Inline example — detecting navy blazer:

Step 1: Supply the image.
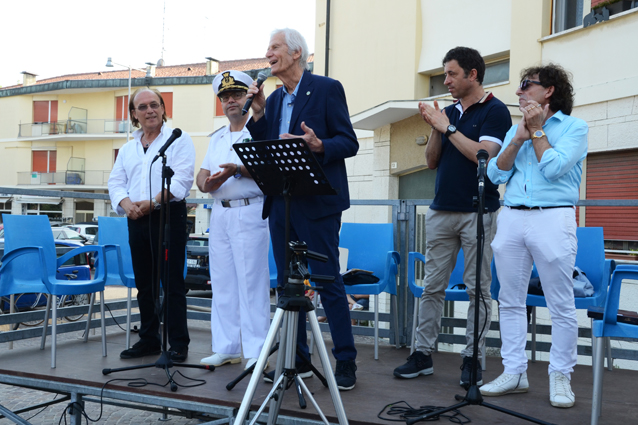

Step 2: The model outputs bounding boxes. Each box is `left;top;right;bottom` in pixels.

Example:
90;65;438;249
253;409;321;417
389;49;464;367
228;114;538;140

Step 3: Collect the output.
247;71;359;220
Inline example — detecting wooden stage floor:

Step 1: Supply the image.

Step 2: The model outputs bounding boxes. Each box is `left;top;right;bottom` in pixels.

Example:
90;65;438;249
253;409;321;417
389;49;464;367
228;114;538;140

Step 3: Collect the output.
1;325;636;425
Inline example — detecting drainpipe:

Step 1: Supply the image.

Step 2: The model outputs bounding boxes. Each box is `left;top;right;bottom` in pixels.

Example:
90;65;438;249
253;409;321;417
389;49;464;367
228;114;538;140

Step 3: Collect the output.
325;0;331;77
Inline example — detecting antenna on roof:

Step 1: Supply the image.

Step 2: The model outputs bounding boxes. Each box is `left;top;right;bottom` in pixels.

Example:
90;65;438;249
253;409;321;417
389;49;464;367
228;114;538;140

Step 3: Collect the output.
161;0;166;63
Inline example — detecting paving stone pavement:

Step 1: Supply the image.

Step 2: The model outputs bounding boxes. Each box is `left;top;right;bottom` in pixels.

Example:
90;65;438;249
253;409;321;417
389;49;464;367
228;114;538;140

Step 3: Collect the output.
0;319;218;424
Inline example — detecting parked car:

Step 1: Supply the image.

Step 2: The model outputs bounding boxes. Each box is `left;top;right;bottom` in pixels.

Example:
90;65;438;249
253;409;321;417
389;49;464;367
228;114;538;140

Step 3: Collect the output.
185;236;210;292
51;227;86;246
64;224;98;244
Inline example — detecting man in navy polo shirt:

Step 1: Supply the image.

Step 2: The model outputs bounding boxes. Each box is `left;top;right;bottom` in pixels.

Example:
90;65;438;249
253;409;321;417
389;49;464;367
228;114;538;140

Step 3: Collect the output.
393;46;511;389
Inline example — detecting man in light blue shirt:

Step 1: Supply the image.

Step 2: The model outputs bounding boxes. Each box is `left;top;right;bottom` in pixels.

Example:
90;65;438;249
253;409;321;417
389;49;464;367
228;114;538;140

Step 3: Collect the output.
480;64;588;409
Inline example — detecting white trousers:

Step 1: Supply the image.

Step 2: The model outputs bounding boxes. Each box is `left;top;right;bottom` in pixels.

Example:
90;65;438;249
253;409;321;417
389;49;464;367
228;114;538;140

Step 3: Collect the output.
491;207;578;379
208;200;270;359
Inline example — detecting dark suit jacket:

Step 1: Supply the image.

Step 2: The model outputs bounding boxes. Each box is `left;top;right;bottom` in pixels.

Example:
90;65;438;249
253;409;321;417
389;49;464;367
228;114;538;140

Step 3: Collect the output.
247;70;359;220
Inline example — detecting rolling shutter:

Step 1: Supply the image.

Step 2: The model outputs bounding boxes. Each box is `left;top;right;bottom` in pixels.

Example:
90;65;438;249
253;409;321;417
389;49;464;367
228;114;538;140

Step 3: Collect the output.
585;150;638;241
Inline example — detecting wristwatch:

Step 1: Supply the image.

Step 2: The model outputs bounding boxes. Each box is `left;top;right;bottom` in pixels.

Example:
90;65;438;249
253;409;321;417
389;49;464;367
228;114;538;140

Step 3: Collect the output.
531;130;546;140
152;198;161;210
233;164;242;179
445;124;457;138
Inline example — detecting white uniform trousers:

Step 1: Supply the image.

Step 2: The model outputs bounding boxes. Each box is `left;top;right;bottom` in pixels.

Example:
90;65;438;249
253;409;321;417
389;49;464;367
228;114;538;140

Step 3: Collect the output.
208;199;270;359
491;207;578;379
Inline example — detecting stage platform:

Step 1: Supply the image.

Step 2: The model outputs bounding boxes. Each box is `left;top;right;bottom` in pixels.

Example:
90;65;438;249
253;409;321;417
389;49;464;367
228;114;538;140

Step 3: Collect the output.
1;324;636;425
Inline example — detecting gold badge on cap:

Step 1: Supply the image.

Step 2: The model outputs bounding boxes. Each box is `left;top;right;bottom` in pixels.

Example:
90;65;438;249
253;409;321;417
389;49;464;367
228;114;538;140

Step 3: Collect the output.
220;72;236;91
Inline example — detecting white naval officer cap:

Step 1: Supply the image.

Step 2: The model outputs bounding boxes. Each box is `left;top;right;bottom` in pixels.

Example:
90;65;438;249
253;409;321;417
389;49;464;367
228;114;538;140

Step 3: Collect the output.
212;70;253;97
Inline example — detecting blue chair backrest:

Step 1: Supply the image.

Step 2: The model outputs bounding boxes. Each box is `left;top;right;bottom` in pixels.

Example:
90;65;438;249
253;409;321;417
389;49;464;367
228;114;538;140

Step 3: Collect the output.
340;222;396;294
340;222;393;275
574;227;605;292
493;227;606;303
97;216;135;288
530;227;605;290
1;214;56;294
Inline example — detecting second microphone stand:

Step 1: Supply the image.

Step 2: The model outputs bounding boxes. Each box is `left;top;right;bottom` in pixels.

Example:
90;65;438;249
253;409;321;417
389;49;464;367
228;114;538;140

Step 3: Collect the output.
407;150;555;425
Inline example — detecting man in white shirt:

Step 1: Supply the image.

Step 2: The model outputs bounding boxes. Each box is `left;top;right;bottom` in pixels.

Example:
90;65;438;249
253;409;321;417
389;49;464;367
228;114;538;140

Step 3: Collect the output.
108;88;195;363
197;71;270;370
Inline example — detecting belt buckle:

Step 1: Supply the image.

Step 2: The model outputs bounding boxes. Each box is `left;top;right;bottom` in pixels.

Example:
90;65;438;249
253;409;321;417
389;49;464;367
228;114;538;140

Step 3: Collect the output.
221;200;231;208
242;198;250;206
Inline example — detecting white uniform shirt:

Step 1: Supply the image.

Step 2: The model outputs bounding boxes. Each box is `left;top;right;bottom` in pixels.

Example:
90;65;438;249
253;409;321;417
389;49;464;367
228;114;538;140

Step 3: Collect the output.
108;124;195;215
201;125;262;200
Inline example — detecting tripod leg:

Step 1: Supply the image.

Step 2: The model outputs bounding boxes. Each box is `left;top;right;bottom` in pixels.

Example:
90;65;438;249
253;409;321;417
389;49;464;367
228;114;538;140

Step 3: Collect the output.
247;373;286;425
233;308;285;425
267;310;299;425
306;310;349;425
295;375;330;425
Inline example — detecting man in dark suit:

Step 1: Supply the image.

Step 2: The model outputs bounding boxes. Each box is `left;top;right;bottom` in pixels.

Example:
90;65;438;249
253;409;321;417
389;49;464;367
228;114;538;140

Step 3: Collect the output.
247;27;359;390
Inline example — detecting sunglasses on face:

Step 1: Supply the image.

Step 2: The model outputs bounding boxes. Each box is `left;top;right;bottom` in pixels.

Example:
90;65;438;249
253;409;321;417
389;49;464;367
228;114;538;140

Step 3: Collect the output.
519;79;542;91
136;102;162;112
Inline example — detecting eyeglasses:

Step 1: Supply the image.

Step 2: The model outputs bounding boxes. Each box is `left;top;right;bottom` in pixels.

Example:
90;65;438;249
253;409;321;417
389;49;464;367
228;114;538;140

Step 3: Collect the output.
136;102;162;112
219;91;246;103
519;79;542;91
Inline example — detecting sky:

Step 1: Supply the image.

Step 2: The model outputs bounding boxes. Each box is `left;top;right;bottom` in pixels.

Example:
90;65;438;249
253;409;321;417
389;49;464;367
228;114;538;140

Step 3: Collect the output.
0;0;316;87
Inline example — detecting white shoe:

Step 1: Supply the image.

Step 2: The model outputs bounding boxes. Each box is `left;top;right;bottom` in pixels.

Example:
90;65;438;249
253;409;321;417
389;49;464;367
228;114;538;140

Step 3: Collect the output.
245;358;269;371
480;372;529;396
200;353;241;367
549;371;575;408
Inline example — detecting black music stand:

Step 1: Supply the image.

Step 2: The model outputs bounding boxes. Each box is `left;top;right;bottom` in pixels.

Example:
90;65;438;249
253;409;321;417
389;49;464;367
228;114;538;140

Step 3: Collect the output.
231;138;349;425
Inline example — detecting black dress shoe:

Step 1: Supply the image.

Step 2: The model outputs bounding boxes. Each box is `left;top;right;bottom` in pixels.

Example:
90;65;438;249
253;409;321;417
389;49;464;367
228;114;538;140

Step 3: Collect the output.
120;340;161;359
263;362;313;383
170;347;188;363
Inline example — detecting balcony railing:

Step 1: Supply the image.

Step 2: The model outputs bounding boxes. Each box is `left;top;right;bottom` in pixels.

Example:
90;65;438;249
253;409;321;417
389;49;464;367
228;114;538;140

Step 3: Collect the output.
17;170;111;186
18;120;134;138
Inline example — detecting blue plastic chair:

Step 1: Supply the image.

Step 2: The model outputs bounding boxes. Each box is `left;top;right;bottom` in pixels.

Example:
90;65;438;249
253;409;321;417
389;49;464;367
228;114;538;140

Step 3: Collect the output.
97;217;136;349
0;214;107;368
491;227;614;362
591;265;638;425
339;222;400;360
96;217;189;349
407;250;488;368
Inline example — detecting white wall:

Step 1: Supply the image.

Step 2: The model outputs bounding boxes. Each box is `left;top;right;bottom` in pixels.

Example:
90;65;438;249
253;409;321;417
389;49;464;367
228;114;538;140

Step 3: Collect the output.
419;0;512;73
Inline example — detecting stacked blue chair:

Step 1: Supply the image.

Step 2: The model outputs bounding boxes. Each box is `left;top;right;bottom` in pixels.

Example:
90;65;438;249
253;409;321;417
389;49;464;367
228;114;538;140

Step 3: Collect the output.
339;222;400;360
590;265;638;425
0;214;107;368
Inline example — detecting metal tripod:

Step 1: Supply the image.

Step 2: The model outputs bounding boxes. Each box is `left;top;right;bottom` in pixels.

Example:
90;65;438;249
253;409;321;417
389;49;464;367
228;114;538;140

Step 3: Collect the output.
233;243;348;425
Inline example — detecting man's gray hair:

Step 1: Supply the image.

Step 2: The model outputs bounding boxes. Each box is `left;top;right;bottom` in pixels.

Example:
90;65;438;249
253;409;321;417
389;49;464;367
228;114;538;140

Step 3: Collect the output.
272;28;309;71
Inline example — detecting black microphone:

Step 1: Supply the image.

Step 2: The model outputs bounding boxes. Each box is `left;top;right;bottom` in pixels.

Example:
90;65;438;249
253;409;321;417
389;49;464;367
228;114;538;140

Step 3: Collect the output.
152;128;182;163
476;149;488;182
242;72;268;116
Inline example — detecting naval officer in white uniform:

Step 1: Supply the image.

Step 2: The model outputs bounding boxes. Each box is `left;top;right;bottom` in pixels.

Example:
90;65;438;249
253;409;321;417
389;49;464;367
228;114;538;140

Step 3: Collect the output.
196;70;270;370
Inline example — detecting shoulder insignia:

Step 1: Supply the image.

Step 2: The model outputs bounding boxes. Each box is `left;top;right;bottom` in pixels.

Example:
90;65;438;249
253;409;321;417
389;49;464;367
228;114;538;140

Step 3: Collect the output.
208;125;227;137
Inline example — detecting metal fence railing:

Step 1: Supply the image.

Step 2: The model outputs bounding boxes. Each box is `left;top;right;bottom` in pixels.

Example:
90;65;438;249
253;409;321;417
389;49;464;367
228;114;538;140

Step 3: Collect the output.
1;187;638;363
17;170;111;186
18;120;133;138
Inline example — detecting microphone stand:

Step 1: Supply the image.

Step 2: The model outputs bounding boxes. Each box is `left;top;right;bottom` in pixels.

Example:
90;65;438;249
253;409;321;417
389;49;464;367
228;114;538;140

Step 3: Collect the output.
407;150;555;425
103;150;212;391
